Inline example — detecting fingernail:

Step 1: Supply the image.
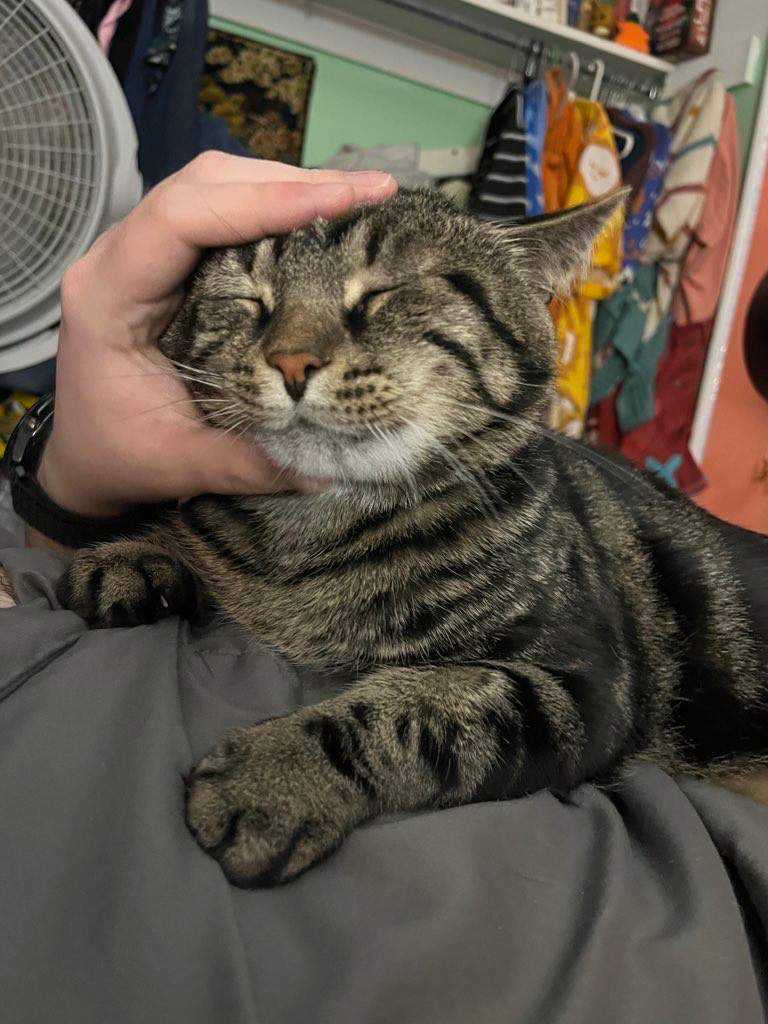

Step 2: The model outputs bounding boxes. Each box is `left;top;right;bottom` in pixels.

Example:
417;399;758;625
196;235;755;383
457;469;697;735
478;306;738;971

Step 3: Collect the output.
350;172;395;189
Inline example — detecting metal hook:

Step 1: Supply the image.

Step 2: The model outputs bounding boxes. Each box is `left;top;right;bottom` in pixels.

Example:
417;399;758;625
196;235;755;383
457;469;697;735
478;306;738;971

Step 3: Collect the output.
566;49;581;95
588;58;605;102
524;40;543;84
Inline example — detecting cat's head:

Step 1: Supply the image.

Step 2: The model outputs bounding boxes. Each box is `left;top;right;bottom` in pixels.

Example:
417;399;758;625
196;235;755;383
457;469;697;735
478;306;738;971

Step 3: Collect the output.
160;189;623;490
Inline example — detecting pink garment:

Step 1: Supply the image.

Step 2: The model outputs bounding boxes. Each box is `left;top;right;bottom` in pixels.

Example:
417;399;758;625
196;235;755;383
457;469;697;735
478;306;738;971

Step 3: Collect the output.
672;93;741;326
96;0;133;54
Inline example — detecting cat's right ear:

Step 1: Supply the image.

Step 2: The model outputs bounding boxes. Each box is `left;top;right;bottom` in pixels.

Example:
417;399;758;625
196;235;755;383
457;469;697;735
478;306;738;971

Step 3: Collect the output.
503;190;628;297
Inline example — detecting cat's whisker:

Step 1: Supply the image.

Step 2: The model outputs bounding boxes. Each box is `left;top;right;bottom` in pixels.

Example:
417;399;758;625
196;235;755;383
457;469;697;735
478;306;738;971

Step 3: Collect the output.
119;396;235;420
381;427;422;506
366;422;421;505
175;374;229;393
197;406;246;428
166;358;230;392
202;409;253;450
435;402;543;496
424;434;500;520
82;368;229;394
444;399;531;429
270;462;297;490
168;356;227;380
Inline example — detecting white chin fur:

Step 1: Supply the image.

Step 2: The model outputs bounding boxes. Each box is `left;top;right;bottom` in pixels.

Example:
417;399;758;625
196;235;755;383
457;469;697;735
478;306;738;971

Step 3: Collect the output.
259;423;433;484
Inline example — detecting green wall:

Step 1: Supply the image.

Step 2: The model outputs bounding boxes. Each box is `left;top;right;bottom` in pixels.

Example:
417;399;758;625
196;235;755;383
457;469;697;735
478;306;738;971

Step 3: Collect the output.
212;17;766;172
211;17;490;167
731;39;767;172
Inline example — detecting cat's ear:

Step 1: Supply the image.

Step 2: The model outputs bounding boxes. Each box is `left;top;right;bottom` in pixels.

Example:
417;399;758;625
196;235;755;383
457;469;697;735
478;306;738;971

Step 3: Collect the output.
504;190;629;296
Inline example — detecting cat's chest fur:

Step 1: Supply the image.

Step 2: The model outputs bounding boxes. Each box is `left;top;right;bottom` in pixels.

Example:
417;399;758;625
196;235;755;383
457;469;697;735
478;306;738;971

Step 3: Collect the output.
177;486;555;669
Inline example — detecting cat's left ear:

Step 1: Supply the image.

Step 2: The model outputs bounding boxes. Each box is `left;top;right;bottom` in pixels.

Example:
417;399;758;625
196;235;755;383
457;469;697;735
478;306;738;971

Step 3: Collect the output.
504;190;629;296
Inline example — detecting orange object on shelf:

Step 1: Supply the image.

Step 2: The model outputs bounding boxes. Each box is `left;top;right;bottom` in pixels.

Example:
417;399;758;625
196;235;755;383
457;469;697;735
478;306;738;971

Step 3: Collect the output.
614;18;651;52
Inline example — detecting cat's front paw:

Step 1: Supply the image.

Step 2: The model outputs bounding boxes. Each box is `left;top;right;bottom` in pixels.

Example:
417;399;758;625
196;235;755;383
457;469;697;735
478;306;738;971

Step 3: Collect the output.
185;714;372;887
58;540;198;627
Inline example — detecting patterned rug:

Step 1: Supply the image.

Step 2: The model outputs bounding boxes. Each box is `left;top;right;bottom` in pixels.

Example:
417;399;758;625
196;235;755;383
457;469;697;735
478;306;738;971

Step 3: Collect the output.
198;28;315;165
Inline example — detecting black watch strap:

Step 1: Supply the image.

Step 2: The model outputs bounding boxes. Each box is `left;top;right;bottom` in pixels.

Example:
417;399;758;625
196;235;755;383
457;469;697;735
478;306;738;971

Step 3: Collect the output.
1;393;174;547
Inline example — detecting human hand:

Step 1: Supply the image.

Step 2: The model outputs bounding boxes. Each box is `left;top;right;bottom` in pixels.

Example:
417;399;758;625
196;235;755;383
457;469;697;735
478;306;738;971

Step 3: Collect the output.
39;154;396;520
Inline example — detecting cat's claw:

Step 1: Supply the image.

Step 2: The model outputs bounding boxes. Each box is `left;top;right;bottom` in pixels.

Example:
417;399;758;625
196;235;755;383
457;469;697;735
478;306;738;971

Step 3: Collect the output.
58;541;197;627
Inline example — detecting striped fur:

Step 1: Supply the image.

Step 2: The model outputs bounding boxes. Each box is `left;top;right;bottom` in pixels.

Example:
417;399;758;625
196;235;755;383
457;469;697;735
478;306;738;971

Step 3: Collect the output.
59;191;768;886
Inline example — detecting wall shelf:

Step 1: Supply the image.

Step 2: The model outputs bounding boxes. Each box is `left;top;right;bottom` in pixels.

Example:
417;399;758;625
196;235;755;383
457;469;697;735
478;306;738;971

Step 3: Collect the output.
213;0;763;104
440;0;673;74
314;0;672;90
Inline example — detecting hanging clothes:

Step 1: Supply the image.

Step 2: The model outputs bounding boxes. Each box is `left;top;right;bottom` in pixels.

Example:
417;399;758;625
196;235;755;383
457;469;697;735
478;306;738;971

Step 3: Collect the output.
591;92;741;492
108;0;144;81
469;86;530;221
609;109;671;272
107;0;250;188
551;295;596;436
567;97;625;297
66;0;113;33
524;80;548;218
671;93;740;327
550;95;624;437
542;68;583;213
587;69;727;463
96;0;134;54
589;264;671;432
590;319;712;494
643;69;726;336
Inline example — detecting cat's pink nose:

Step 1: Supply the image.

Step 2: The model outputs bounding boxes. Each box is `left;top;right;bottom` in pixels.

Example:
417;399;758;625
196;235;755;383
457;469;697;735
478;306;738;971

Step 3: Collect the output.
267;351;325;402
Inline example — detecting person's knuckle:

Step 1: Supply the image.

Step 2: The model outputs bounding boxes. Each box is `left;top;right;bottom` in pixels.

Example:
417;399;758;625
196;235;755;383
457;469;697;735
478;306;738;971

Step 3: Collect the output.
186;149;228;179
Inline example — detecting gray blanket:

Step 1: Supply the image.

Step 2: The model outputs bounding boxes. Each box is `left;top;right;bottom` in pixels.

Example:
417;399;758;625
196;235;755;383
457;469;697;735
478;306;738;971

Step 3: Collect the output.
2;546;767;1024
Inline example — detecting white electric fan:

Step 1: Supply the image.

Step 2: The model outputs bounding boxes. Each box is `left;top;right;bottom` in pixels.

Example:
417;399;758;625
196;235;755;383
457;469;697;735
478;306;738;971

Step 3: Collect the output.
0;0;141;373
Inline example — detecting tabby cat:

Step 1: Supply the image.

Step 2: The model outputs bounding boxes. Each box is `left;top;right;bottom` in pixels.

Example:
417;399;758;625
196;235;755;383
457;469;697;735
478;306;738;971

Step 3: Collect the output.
59;190;768;887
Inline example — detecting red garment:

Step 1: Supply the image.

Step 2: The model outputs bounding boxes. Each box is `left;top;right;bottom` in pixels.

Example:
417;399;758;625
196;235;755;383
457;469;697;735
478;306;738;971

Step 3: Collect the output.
671;94;740;327
589;319;713;494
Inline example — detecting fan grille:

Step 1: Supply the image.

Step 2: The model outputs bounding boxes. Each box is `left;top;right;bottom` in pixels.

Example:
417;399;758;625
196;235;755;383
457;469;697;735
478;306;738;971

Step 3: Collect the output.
0;0;102;309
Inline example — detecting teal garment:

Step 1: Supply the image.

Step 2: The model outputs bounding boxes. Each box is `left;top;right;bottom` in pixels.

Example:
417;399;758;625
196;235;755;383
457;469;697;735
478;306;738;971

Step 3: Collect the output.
590;265;672;432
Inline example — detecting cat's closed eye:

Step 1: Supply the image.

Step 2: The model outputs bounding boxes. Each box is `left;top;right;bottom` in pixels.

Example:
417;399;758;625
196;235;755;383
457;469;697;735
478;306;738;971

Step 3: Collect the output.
357;286;400;309
200;294;267;313
346;286;402;331
232;296;271;323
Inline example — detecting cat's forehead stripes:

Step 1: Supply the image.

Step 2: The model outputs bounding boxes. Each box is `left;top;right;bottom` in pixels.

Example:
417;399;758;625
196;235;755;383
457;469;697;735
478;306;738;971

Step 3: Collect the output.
271;234;286;263
321;209;367;249
250;239;279;277
364;222;384;265
202;248;258;299
343;272;375;309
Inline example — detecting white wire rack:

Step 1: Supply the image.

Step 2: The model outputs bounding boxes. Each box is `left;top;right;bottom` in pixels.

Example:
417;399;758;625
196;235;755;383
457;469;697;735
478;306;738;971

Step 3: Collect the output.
0;0;140;373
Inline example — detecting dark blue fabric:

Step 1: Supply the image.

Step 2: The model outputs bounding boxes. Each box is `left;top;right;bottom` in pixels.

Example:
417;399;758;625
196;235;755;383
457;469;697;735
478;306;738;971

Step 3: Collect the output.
120;0;158;134
118;0;250;190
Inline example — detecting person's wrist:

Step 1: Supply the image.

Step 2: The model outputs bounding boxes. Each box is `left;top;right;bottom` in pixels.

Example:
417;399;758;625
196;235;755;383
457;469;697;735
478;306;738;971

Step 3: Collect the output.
37;433;134;519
